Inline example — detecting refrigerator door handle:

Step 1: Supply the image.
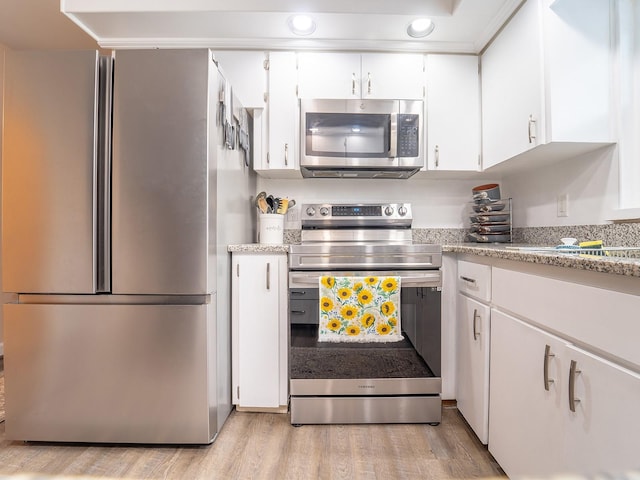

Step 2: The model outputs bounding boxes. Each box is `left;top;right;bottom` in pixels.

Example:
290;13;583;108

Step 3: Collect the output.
96;55;113;293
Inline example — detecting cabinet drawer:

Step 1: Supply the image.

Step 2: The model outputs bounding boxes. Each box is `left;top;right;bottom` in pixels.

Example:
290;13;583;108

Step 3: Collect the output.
492;267;640;370
458;260;491;301
290;299;318;325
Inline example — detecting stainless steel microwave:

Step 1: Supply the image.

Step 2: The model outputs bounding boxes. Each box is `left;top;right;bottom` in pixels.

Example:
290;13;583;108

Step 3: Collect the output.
300;99;424;179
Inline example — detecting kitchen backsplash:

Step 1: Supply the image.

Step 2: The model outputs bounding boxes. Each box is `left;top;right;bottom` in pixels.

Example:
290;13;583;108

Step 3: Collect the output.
512;223;640;247
284;223;640;246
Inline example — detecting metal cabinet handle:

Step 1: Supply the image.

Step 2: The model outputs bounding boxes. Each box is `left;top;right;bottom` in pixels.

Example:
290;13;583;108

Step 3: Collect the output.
352;73;356;95
528;114;537;143
290;310;306;315
472;309;480;341
367;72;372;95
460;276;476;285
266;262;271;291
284;143;288;166
291;291;307;295
435;145;440;168
569;360;581;412
543;344;555;391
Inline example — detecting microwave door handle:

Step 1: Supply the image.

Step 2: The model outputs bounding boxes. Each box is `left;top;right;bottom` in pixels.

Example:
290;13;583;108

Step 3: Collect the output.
389;112;398;158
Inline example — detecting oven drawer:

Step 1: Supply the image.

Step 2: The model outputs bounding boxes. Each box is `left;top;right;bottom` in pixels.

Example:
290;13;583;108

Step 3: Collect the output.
290;395;442;425
289;299;319;325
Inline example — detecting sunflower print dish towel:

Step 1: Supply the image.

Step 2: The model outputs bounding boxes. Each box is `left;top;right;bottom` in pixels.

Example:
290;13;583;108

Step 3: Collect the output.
318;276;403;343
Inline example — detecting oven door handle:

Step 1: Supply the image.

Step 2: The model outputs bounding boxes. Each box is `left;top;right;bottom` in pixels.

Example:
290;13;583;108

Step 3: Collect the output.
289;271;442;288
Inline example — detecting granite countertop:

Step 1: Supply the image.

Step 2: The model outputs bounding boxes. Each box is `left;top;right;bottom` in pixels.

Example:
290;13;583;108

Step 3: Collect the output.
228;244;290;253
228;242;640;278
444;243;640;278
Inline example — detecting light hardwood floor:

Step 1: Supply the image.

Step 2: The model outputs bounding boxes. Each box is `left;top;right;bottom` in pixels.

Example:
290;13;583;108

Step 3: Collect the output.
0;404;505;480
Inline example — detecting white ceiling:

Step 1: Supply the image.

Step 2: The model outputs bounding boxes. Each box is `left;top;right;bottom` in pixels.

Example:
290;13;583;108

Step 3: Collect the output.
1;0;523;53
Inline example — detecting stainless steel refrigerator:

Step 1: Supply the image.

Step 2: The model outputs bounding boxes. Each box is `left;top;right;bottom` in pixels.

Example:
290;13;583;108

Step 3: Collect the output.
2;49;255;444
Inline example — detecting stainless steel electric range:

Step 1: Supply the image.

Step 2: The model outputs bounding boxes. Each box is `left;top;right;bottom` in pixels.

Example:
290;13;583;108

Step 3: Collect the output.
288;203;442;425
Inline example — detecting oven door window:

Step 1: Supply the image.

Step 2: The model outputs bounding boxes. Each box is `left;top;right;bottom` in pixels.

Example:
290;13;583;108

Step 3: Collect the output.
305;112;390;158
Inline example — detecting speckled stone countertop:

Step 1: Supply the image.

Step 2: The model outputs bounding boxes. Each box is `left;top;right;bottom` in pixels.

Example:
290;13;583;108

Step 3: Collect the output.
443;243;640;278
228;244;289;253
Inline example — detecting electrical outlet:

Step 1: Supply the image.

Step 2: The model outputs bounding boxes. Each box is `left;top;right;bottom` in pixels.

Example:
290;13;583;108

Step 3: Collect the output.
285;206;300;228
557;194;569;217
286;207;299;223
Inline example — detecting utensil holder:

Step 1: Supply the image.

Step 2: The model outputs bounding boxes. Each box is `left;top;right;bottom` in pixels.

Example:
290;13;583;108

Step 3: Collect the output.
258;214;284;244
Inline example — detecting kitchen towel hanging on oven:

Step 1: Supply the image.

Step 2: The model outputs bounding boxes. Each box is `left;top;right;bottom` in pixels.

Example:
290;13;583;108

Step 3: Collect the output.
319;276;403;343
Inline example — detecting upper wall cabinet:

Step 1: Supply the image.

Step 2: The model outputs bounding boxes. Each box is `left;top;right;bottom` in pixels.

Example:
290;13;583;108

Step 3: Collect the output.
298;52;424;100
213;51;266;109
481;0;615;172
254;51;301;178
424;54;481;171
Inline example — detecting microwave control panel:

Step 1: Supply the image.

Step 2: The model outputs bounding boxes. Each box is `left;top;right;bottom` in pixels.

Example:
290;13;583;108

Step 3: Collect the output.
397;114;419;157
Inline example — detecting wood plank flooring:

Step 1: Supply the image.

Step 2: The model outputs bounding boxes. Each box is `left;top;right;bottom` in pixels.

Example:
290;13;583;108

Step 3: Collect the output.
0;404;505;480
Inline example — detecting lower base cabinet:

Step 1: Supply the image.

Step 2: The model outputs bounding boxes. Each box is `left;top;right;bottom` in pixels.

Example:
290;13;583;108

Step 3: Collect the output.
489;309;640;477
231;252;288;412
456;293;490;444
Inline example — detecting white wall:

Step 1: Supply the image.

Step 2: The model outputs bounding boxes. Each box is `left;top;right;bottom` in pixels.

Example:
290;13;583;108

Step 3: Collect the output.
258;175;502;230
502;146;619;228
258;147;620;231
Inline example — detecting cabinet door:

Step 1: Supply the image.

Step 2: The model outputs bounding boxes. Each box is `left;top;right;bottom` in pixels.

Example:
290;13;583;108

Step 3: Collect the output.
489;310;567;478
265;52;298;171
361;53;424;100
232;254;284;409
425;55;480;171
297;52;361;99
213;51;266;108
481;0;543;169
456;294;490;443
563;345;640;474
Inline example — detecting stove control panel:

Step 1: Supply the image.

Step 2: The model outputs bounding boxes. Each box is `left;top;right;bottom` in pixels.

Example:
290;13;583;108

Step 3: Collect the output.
301;203;412;228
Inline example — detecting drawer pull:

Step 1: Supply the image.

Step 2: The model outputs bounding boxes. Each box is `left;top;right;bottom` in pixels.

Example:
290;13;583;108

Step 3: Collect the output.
543;344;555;391
569;360;581;412
460;276;477;285
290;310;306;315
291;291;307;296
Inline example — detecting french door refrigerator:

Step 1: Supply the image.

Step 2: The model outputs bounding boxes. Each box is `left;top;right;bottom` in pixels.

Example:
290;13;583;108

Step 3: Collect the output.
2;49;251;444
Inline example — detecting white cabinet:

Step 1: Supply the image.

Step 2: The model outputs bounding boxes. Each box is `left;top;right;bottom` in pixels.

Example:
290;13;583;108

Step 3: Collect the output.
297;52;361;99
254;51;300;178
424;54;480;171
360;53;424;100
297;52;424;99
455;260;491;444
456;295;490;443
490;309;640;477
481;0;614;171
489;310;567;477
231;252;288;412
563;344;640;473
489;265;640;477
213;51;266;108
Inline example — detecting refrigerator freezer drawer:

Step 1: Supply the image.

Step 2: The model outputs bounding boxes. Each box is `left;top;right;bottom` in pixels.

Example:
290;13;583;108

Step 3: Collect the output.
4;303;220;444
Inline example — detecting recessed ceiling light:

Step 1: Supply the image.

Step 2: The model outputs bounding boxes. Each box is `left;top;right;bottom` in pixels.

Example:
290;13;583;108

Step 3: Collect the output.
407;18;435;38
288;14;316;36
